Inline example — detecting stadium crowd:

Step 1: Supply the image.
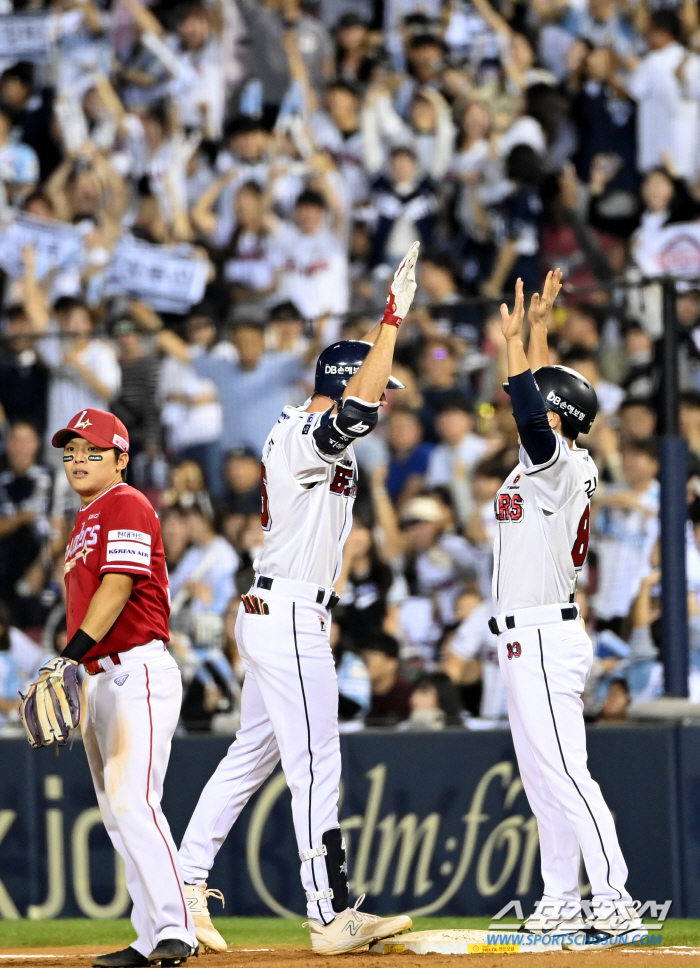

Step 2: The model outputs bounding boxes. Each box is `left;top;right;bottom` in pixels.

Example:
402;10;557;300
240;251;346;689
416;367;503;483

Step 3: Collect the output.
0;0;700;734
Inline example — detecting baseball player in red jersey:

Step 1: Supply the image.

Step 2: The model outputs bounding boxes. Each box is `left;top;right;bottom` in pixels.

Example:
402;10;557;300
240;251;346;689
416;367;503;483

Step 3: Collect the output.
21;409;196;968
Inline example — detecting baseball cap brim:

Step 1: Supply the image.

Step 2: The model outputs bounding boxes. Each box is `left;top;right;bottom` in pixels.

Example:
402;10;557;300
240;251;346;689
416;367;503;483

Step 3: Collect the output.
388;374;406;390
52;426;126;450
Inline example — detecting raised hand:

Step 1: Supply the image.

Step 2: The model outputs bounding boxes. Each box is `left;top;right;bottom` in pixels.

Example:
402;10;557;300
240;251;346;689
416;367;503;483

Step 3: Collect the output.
529;269;562;330
382;241;420;327
500;278;525;343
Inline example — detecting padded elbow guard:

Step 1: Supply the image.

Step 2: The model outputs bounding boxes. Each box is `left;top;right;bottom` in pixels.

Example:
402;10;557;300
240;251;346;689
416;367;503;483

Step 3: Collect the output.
313;397;379;458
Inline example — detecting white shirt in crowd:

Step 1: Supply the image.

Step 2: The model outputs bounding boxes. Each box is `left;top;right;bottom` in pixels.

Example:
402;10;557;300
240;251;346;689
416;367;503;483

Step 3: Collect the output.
270;223;349;321
39;332;121;452
628;41;700;180
425;433;490;489
592;481;660;621
158;356;223;451
449;600;507;719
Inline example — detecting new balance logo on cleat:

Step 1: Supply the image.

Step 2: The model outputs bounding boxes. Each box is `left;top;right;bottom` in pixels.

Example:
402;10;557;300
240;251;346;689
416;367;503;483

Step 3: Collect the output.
343;922;361;936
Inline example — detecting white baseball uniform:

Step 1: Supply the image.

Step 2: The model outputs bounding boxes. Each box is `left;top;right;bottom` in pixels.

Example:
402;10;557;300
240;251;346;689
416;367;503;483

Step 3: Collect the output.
179;403;359;923
493;434;633;912
450;601;506;719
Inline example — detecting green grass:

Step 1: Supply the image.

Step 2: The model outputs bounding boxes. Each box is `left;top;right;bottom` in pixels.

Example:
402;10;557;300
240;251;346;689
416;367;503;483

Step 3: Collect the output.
0;918;699;950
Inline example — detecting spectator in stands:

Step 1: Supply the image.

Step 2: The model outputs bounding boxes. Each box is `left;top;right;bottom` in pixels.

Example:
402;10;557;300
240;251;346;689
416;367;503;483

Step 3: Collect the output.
367;146;437;270
680;392;700;460
329;610;371;725
618;398;657;443
0;101;39;205
443;581;505;720
0;305;49;436
385;406;433;506
0;61;61;181
419;339;472;442
362;632;412;727
482;144;544;296
337;516;402;647
161;507;190;573
218;447;262;548
271;188;350;321
169;503;238;647
39;299;121;462
425;394;490;524
0;599;45;700
402;672;463;729
592;438;660;634
159;313;322;459
627;10;700;181
111;317;161;459
0;422;52;623
394;494;479;626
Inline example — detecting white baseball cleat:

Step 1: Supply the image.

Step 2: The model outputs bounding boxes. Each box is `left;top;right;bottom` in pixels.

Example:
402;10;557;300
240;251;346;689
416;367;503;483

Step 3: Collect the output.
519;900;585;936
585;903;648;945
519;913;586;934
184;883;227;953
307;894;412;955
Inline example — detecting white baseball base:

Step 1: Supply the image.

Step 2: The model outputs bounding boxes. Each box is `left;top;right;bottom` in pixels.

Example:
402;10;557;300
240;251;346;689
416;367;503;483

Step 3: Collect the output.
369;929;566;955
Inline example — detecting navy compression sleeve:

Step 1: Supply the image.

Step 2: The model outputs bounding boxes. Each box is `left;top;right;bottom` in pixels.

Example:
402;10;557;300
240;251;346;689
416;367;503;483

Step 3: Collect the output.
508;369;557;465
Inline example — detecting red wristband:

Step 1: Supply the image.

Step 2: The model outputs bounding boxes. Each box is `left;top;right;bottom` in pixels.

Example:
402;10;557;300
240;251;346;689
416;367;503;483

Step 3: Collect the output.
381;293;401;328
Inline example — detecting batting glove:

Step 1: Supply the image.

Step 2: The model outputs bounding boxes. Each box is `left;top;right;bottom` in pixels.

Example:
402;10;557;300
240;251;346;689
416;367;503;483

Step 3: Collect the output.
382;241;420;328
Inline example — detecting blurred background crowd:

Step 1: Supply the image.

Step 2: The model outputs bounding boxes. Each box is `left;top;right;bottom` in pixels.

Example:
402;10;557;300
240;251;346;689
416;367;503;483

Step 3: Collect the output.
0;0;700;735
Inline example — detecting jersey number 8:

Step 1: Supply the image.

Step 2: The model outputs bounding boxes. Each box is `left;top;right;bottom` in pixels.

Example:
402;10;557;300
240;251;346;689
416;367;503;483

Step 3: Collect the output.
571;506;590;567
261;465;271;531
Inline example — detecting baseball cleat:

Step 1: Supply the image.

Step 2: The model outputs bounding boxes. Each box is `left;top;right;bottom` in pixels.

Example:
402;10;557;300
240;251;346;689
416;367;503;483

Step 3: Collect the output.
307;894;412;955
184;883;227;953
147;940;196;965
584;904;648;945
92;947;149;968
518;901;585;936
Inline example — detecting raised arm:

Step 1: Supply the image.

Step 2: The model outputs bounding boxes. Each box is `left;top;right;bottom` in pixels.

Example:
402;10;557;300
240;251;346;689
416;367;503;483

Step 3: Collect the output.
501;279;557;465
526;268;562;371
343;242;419;404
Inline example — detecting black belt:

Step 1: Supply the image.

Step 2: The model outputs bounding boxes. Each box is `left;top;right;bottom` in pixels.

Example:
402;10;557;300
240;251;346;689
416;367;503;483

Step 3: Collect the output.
488;606;579;636
256;575;339;610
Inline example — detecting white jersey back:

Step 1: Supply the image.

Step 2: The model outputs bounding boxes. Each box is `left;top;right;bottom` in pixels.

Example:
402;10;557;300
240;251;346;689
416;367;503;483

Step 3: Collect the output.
492;436;598;612
255;405;356;588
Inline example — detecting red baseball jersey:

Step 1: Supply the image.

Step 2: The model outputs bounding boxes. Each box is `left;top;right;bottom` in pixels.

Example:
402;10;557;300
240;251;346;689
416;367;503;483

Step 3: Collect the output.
64;483;170;660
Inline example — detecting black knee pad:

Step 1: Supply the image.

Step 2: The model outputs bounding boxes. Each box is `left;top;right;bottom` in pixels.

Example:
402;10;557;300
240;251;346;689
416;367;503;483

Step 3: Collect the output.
323;828;349;913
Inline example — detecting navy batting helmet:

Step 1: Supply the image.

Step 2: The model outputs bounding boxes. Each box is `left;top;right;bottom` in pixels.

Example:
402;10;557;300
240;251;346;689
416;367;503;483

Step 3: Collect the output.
503;365;598;435
533;365;598;435
314;341;406;402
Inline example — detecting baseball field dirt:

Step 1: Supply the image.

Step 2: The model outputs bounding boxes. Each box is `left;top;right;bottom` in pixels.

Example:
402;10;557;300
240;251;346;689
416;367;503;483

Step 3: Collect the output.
3;920;700;967
2;945;700;968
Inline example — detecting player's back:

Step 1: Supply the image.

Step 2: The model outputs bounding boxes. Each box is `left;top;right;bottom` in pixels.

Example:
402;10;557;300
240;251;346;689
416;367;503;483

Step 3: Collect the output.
255;406;356;588
493;437;598;613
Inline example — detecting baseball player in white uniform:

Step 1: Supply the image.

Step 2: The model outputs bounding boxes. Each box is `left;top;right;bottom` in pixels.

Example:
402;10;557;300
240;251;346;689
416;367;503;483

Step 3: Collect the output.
494;274;646;943
178;245;420;955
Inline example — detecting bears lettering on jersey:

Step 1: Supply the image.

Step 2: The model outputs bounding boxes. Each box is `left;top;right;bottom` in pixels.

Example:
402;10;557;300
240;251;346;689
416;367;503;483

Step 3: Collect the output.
330;464;355;496
495;493;524;522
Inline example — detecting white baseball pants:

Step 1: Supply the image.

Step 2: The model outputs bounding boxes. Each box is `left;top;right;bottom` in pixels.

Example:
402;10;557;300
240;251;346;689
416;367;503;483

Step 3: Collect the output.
497;617;631;911
82;641;196;956
179;582;341;923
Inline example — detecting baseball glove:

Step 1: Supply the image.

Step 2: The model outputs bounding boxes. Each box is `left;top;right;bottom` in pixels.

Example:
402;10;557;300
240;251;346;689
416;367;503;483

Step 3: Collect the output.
19;657;81;749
